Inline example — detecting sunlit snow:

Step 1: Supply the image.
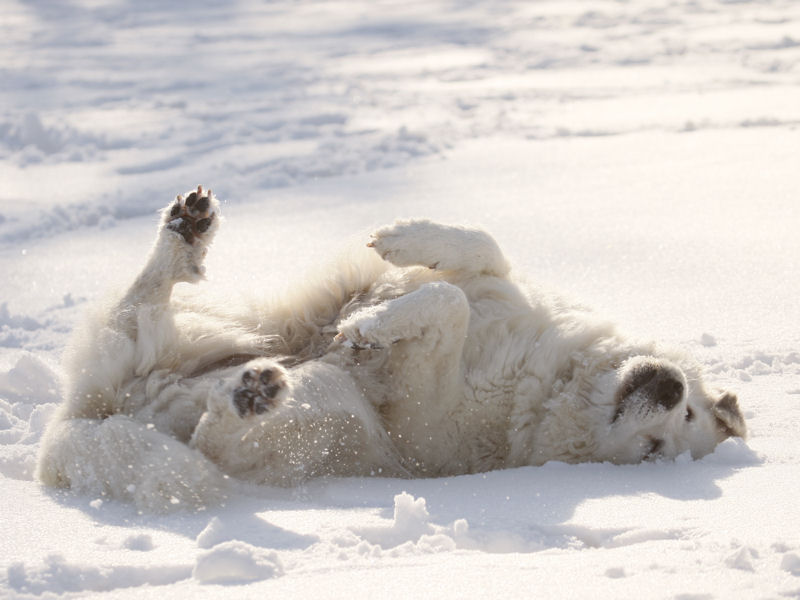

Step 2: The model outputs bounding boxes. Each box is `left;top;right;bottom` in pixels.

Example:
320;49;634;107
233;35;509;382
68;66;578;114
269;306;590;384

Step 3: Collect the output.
1;1;799;598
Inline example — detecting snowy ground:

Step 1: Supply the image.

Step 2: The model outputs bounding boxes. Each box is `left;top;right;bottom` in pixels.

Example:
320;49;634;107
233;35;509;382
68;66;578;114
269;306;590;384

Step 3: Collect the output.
2;0;800;598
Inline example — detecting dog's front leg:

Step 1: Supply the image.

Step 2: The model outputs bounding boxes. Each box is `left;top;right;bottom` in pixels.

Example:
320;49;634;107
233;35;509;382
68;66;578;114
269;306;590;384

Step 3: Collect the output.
113;186;220;335
335;281;470;351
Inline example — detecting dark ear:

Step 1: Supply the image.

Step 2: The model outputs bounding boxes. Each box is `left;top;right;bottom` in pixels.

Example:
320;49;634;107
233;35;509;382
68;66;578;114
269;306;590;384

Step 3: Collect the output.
713;391;747;440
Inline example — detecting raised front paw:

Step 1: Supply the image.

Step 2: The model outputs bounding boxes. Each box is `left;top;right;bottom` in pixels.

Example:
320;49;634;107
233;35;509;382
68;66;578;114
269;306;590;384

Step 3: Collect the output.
367;220;441;269
335;306;393;350
164;185;219;245
334;329;384;351
232;361;290;418
367;220;510;276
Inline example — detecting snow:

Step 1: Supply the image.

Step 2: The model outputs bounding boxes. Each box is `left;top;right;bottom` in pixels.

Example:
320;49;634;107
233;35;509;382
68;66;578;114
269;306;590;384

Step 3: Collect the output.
1;0;800;597
192;542;283;585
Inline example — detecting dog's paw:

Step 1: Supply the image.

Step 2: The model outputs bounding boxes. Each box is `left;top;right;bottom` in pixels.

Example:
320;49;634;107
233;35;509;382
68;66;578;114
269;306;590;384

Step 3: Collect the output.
367;220;441;269
164;185;219;245
335;309;392;350
367;220;510;277
231;362;290;418
334;330;384;351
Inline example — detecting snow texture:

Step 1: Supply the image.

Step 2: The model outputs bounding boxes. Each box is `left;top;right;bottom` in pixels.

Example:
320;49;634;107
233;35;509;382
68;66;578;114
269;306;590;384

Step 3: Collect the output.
192;542;283;585
2;0;800;598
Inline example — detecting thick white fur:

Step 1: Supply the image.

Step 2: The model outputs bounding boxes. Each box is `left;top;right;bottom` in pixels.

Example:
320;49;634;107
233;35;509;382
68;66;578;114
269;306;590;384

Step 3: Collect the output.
37;198;746;512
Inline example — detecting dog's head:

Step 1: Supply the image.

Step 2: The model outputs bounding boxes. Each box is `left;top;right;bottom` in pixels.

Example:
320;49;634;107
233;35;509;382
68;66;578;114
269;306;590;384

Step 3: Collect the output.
592;356;746;464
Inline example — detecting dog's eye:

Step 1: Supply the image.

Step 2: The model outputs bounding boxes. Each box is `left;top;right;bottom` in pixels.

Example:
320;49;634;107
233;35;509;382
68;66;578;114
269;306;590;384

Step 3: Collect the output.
685;407;695;422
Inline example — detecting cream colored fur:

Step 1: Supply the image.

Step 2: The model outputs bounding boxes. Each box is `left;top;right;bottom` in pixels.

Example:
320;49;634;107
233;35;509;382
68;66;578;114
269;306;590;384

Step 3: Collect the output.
36;194;746;512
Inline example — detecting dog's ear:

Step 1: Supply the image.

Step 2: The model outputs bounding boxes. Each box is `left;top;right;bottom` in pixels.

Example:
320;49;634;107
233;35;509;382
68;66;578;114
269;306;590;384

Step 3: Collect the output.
713;391;746;440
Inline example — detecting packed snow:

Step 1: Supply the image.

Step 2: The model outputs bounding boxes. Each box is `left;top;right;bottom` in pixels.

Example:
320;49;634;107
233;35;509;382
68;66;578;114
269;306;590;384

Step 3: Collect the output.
2;0;799;598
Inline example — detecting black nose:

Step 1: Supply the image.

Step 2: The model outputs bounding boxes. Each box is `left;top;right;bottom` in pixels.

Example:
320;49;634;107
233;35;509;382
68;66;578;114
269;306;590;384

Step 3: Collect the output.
654;377;684;412
614;359;686;421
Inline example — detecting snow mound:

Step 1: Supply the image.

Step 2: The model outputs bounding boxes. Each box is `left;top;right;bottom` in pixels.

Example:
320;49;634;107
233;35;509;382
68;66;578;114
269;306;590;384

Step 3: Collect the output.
0;353;60;406
348;492;540;555
352;492;436;549
5;554;191;596
725;546;758;572
0;353;60;479
192;541;283;585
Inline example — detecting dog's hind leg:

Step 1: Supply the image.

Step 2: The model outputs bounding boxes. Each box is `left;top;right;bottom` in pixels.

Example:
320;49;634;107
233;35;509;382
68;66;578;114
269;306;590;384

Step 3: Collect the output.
335;281;472;473
191;358;403;484
37;188;229;511
367;219;510;277
37;414;228;512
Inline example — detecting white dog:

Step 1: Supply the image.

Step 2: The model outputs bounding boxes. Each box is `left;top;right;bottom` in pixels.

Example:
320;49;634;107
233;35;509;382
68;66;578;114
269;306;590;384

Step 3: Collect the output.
37;188;746;512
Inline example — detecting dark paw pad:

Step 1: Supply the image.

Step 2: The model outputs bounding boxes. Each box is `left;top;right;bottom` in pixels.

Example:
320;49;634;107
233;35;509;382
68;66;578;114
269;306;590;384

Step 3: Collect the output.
232;366;287;418
165;185;217;244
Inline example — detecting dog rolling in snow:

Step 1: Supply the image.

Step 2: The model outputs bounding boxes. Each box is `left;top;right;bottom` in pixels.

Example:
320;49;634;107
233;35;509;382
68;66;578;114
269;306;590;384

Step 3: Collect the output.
37;187;746;511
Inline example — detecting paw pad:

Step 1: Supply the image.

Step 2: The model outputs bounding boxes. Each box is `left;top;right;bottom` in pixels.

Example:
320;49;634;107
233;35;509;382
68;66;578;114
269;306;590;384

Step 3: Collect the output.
165;185;217;244
232;365;288;418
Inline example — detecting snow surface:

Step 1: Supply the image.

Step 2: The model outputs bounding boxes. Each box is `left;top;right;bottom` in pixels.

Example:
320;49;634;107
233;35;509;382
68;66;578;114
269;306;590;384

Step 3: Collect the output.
2;0;800;598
